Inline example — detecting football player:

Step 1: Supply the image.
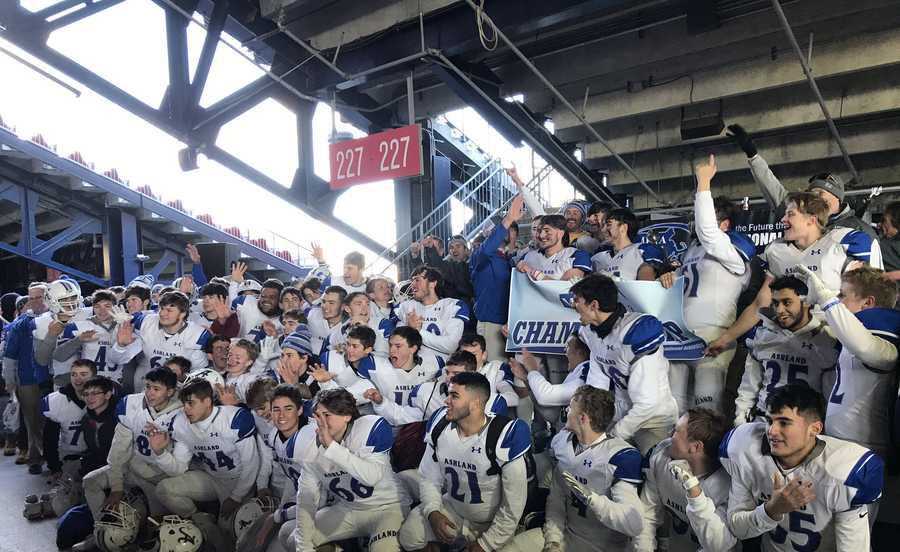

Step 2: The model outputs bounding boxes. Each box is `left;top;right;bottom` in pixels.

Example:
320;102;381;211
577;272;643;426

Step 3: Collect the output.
229;265;283;343
222;339;260;405
591;208;663;280
324;291;391;356
110;291;210;389
42;359;94;480
634;408;737;552
572;274;678;453
290;389;404;552
399;372;530;551
663;155;755;413
720;384;883;550
82;367;181;523
501;386;642;551
735;276;838;426
307;285;346;355
395;266;470;360
54;290;123;383
518;214;591;280
149;379;258;521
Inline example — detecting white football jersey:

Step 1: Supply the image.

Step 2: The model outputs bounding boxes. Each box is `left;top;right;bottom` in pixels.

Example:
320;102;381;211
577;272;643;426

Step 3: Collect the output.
478;360;517;403
114;312;211;381
326;275;367;294
591;242;665;280
32;312;71;376
737;314;839;422
307;307;340;356
759;227;881;291
303;415;401;510
678;232;754;331
396;298;469;359
356;353;443;407
719;422;883;551
579;311;678;440
825;307;900;455
232;294;281;343
115;392;182;464
60;319;122;382
268;420;318;491
224;371;259;404
420;408;531;524
637;438;737;552
168;405;257;481
549;429;642;549
41;389;86;456
522;247;592;279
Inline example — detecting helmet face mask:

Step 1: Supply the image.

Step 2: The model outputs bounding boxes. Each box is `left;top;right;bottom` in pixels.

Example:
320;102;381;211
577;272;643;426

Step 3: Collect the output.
233;496;279;542
94;499;140;551
47;280;82;318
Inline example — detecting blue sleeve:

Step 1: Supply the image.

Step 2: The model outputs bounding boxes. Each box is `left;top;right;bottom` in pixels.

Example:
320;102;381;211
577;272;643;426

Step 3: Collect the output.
191;264;208;286
638;243;666;265
131;312;146;330
610;447;643;484
40;396;50;417
195;329;211;349
115;396;128;423
231;295;248;310
841;230;874;262
499;418;531;462
454;300;470;322
489;395;508;416
855;309;900;348
846;451;884;507
365;417;394;453
61;323;78;340
623;315;665;356
727;231;757;262
231;408;257;441
499;362;514;384
718;428;737;460
3;319;21;359
472;223;509;270
571;249;592;272
378;316;397;339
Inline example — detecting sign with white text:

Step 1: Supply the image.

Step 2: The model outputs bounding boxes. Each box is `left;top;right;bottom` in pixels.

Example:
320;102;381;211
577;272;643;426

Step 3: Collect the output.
328;124;423;189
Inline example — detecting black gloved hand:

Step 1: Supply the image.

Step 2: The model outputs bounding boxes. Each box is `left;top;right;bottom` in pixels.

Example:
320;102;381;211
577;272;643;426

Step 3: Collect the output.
726;124;758;158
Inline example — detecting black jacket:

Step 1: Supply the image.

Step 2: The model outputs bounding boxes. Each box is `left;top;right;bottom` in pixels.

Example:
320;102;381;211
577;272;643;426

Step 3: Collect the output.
79;400;118;476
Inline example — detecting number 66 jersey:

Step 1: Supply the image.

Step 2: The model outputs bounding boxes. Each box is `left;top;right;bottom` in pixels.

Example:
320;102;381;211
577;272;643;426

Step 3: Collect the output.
719;421;883;551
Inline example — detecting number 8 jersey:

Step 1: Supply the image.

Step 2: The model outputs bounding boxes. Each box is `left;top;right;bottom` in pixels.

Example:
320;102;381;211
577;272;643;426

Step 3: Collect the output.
719;421;883;552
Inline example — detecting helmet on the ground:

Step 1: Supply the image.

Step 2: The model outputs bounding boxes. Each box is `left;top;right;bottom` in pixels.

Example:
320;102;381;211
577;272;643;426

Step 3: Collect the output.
232;495;279;542
47;279;82;318
158;516;203;552
94;499;141;551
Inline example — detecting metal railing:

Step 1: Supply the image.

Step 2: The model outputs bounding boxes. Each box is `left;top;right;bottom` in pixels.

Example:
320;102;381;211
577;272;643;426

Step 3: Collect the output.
369;160;552;273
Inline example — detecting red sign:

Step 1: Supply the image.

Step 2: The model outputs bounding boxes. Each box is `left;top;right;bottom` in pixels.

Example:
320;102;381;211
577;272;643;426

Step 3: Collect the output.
329;124;424;189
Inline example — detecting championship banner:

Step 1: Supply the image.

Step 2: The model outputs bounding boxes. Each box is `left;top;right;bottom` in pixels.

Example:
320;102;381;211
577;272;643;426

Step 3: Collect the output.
506;272;707;360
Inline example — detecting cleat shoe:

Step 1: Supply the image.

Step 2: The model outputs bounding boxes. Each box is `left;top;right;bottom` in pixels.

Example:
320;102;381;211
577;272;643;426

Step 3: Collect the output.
71;534;97;552
23;494;43;520
29;463;42;475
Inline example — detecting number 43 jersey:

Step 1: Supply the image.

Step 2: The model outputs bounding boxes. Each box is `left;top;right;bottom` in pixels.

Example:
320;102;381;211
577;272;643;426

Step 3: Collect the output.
719;421;883;552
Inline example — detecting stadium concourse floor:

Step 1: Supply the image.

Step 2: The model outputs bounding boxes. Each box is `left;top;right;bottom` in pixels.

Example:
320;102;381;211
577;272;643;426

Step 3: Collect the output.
0;455;58;552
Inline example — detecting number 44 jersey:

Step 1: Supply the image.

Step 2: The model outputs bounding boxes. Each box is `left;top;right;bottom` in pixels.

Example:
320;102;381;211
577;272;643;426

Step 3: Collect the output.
719;421;883;552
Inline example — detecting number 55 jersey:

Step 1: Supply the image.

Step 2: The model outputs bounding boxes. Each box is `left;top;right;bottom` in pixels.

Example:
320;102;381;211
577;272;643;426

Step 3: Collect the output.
719;421;883;551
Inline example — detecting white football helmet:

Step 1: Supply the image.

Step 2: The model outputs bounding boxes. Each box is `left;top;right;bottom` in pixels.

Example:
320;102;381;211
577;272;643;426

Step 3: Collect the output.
232;495;279;543
183;368;225;391
172;277;198;302
94;499;141;551
393;279;413;305
237;279;262;295
46;279;82;318
158;516;203;552
49;475;83;517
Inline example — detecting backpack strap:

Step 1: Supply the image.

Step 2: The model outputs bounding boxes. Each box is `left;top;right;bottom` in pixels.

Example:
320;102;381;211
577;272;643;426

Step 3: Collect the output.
429;412;451;463
485;414;512;476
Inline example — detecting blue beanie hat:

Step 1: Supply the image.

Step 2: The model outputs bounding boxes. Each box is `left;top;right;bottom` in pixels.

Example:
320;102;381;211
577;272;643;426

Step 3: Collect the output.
282;324;313;356
561;200;589;222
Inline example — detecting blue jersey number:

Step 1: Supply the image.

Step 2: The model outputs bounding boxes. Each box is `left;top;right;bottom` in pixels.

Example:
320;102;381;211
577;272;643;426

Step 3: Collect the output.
683;263;701;298
425;323;441;336
570;492;587;517
445;466;483;504
93;346;107;368
830;366;844;405
136;435;151;456
771;511;821;552
68;426;83;447
194;451;235;472
150;356;164;369
764;361;809;394
328;477;374;502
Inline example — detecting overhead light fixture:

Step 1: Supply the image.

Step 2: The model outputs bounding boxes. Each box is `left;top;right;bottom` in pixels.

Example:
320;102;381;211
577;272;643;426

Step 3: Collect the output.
178;147;199;171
